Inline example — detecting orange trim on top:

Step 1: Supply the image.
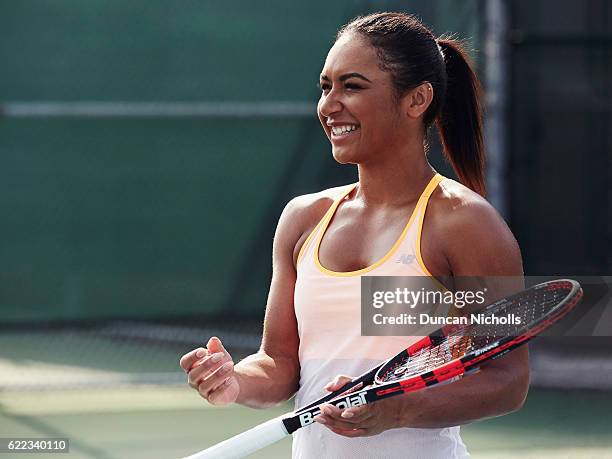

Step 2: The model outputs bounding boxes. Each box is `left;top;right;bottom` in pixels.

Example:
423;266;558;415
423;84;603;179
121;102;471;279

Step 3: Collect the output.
415;175;445;278
314;174;443;277
296;185;357;265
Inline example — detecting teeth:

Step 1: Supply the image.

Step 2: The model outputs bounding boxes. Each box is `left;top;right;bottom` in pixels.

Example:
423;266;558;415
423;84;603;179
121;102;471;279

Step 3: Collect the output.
331;125;359;136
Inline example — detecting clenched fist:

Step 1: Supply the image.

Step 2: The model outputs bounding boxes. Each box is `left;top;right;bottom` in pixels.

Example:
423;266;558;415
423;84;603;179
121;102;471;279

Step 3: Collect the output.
179;336;240;405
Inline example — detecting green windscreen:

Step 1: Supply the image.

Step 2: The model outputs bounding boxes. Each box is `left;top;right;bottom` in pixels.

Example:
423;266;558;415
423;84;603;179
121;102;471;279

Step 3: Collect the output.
0;1;481;322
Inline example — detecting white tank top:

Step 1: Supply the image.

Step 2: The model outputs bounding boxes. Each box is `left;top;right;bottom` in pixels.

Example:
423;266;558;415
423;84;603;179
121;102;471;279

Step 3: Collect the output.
292;174;469;458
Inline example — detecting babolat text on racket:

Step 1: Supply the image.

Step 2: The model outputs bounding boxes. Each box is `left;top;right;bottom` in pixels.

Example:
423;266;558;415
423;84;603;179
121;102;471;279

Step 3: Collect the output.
182;279;583;459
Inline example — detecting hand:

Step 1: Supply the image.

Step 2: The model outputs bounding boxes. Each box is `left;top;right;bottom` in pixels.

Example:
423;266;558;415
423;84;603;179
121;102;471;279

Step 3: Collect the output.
314;375;404;437
179;337;240;405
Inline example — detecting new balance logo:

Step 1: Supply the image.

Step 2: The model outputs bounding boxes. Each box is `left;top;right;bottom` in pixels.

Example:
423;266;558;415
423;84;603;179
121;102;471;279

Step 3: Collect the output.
396;254;416;265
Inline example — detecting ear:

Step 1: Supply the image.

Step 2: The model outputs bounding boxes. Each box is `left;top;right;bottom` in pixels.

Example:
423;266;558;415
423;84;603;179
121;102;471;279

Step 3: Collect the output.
403;82;434;119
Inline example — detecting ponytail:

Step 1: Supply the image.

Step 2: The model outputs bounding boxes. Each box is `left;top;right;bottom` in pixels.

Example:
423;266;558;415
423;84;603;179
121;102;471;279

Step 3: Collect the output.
436;38;486;196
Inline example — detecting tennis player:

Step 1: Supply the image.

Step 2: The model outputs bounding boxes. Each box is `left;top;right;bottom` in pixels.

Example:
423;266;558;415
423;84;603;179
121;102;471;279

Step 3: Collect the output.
180;12;528;458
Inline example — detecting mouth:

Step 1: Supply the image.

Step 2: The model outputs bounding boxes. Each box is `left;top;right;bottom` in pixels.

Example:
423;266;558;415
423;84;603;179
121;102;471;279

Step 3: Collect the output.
329;124;360;141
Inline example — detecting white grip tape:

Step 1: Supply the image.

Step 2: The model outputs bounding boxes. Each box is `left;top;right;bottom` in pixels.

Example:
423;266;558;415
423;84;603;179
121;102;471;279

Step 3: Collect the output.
182;415;289;459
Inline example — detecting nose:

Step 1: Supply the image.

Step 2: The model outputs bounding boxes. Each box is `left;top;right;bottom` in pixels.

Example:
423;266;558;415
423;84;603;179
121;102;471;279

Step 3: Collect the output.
318;90;342;118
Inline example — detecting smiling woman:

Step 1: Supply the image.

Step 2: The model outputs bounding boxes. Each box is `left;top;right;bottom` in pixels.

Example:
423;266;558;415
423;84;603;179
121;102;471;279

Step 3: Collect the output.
180;12;527;459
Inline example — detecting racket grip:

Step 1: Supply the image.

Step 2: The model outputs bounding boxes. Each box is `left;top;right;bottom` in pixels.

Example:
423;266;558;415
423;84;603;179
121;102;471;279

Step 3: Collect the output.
182;415;289;459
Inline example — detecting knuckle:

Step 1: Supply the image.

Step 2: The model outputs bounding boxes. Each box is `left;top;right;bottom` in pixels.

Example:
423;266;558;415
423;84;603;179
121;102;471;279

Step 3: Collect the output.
180;348;204;368
198;371;227;401
218;361;234;375
196;356;219;373
197;382;211;399
208;385;228;405
189;374;202;389
202;361;230;381
202;377;232;405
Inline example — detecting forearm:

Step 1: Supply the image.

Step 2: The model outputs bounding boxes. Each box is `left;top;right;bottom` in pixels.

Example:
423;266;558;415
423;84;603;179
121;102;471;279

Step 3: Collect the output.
234;351;300;409
398;358;529;428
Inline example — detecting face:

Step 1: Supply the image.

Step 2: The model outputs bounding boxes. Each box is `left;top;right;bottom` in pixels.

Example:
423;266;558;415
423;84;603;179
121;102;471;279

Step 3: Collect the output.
317;33;407;164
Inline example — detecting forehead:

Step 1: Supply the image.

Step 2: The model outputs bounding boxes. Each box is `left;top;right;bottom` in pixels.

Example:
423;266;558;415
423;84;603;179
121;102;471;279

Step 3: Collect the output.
321;33;382;77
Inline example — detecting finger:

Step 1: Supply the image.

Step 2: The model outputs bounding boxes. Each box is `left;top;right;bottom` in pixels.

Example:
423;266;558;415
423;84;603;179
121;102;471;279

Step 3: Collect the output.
339;405;372;423
198;361;234;399
188;352;226;387
321;403;368;423
327;426;368;438
321;403;373;426
324;375;353;392
198;361;235;398
187;352;226;388
207;376;240;406
315;407;366;431
315;411;369;432
207;336;228;355
179;347;207;372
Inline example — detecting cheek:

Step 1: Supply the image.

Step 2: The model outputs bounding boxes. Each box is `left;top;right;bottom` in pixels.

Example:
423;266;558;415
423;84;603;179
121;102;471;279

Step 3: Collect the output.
317;104;330;137
360;117;388;146
366;109;401;142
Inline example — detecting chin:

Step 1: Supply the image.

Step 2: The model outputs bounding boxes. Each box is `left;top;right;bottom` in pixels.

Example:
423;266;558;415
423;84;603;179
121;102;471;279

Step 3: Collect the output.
331;147;360;165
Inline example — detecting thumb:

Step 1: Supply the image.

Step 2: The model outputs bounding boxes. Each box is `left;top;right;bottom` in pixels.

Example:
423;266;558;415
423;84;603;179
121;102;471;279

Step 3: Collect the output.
324;374;353;392
207;336;229;356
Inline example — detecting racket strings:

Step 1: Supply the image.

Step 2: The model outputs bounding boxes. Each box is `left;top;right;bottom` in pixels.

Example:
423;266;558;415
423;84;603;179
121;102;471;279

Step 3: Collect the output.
455;287;570;341
379;285;574;383
380;337;468;382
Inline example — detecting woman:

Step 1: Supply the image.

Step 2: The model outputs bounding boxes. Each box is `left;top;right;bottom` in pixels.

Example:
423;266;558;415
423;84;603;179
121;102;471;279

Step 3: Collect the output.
180;12;528;458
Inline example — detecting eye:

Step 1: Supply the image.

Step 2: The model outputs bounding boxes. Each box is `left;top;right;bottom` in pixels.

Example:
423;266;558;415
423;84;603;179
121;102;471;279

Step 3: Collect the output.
345;83;362;91
318;82;331;93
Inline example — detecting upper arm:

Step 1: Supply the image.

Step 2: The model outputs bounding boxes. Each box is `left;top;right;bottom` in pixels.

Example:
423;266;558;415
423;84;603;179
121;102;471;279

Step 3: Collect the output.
430;191;529;404
443;199;523;280
258;195;330;378
259;199;303;368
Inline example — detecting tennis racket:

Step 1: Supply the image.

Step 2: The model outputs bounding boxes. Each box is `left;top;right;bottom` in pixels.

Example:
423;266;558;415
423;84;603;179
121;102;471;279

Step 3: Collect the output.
183;279;582;459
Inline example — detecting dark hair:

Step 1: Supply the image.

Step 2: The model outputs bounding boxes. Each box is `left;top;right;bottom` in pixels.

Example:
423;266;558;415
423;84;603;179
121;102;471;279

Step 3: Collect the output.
338;12;486;196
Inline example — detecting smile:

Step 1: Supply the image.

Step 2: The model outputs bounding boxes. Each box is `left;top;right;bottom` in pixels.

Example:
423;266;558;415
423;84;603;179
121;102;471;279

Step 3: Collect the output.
331;124;360;137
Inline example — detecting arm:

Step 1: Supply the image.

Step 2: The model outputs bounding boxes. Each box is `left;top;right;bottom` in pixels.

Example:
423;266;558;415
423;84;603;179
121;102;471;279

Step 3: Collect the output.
316;197;529;435
233;197;304;407
180;197;313;408
405;198;529;425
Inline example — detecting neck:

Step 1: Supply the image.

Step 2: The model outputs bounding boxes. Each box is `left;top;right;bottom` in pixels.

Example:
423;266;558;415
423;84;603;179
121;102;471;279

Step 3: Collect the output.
354;139;435;207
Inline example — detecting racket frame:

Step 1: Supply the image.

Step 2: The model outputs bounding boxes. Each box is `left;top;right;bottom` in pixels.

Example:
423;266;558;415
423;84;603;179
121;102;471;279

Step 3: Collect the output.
282;279;583;434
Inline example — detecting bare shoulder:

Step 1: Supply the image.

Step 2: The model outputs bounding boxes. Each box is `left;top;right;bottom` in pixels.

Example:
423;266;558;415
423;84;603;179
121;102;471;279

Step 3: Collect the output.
425;178;523;276
429;178;498;224
281;184;351;231
276;184;355;266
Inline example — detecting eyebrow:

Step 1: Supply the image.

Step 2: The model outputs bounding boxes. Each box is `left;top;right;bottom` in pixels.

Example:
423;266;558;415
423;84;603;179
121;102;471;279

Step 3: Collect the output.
320;72;372;83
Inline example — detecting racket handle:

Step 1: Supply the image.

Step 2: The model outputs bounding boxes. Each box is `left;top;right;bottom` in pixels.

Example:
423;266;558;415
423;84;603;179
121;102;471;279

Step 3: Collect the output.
296;365;378;414
182;415;289;459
